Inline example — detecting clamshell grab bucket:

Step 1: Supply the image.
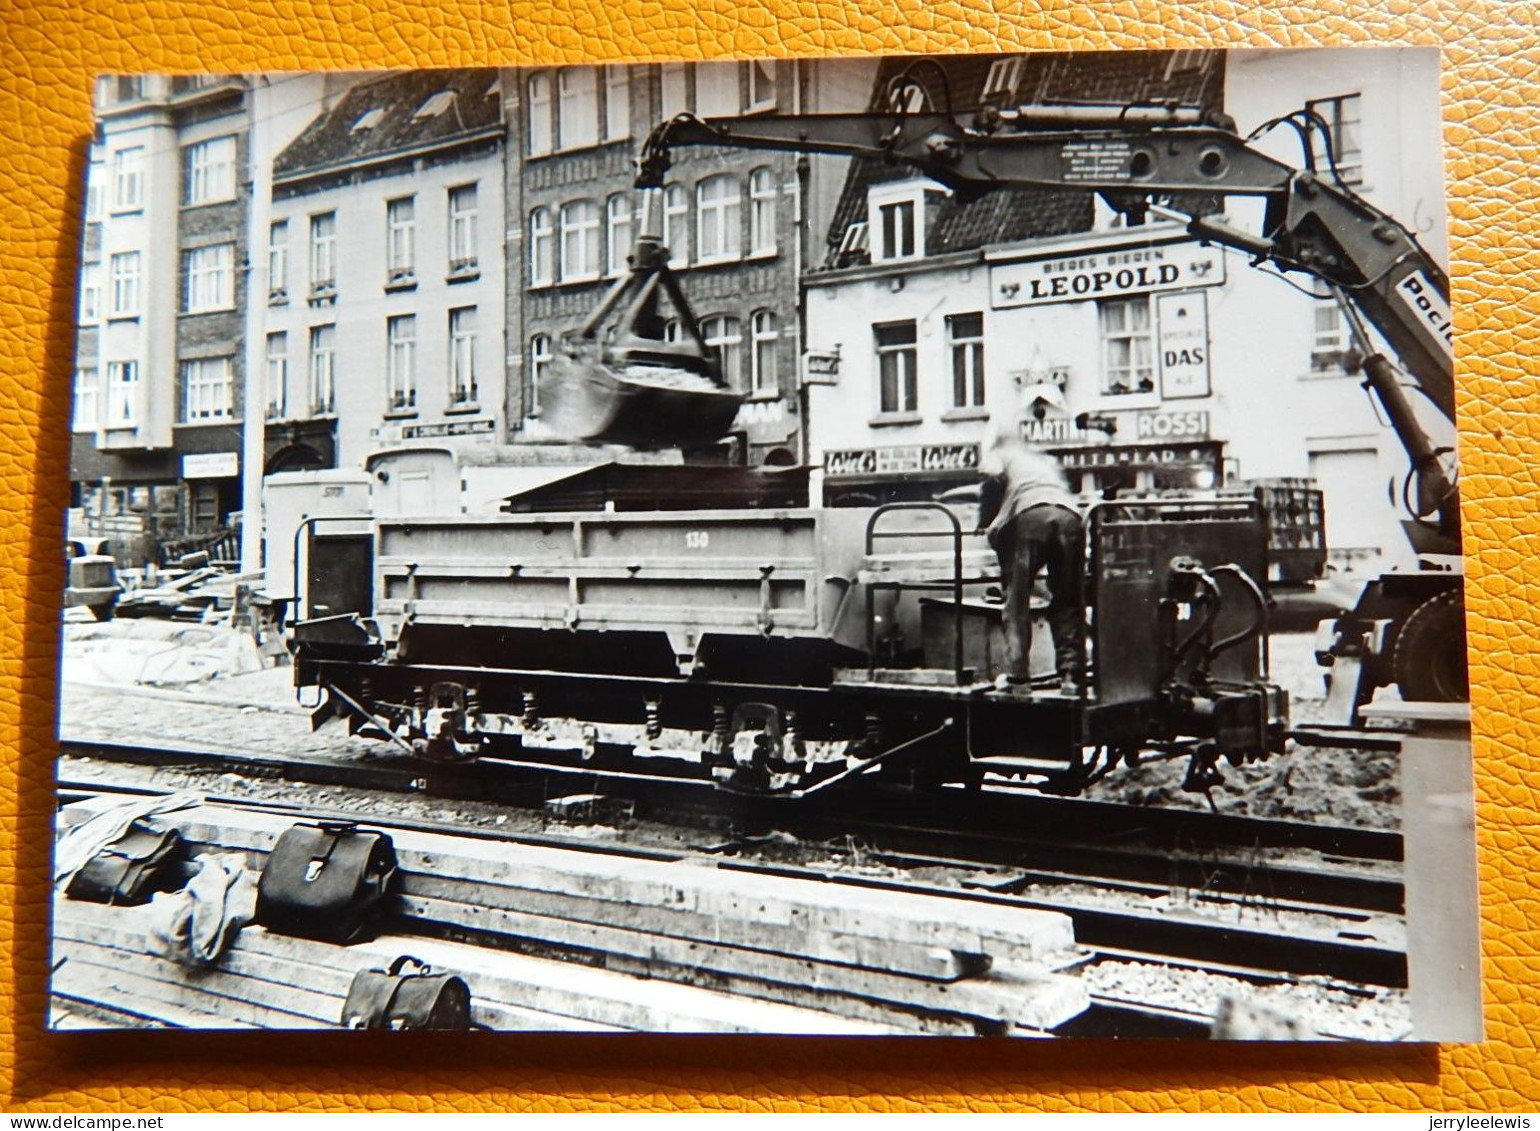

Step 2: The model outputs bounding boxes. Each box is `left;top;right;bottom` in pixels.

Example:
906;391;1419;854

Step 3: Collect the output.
540;190;745;451
540;348;747;450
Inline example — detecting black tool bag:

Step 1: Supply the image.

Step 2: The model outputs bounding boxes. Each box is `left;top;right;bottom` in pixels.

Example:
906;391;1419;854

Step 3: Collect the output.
255;822;397;944
64;821;184;906
341;955;473;1030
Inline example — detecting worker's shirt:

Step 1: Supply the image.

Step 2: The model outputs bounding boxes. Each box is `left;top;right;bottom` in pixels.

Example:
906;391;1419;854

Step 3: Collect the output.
978;445;1079;546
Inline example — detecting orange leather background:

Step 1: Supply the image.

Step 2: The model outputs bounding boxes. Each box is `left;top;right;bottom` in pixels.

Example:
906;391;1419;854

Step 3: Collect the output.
2;0;1535;1113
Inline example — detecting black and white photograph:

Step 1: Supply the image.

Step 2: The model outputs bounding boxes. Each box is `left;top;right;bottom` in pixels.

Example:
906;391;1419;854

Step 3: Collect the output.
52;46;1478;1040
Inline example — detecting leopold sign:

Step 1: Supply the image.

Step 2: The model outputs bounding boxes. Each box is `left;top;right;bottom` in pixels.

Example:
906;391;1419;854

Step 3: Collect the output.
991;240;1225;309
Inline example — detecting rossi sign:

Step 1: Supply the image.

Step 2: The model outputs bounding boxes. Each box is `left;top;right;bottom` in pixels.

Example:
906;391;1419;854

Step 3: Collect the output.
991;240;1225;309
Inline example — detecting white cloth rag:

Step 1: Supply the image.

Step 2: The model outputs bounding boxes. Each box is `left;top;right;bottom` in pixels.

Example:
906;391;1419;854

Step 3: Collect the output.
54;790;203;890
146;852;257;968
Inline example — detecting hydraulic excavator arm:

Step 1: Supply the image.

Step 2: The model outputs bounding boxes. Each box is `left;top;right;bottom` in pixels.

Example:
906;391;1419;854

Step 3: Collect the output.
632;102;1458;546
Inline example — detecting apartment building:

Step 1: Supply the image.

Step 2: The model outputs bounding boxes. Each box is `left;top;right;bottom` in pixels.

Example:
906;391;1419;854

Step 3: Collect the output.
260;68;507;475
70;75;252;562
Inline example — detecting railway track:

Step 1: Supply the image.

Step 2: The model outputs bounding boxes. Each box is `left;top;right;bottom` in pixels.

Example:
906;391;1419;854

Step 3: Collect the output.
57;735;1408;1020
58;735;1403;906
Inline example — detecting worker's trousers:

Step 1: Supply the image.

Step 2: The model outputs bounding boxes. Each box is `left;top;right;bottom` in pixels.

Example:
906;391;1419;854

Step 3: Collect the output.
993;504;1085;682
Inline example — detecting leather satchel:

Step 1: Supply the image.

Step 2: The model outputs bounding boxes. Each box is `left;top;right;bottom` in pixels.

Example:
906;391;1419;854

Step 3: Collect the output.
64;821;184;906
341;955;473;1030
255;822;397;944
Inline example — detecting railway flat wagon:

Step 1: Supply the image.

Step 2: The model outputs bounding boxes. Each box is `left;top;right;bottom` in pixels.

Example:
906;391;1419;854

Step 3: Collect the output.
294;487;1288;797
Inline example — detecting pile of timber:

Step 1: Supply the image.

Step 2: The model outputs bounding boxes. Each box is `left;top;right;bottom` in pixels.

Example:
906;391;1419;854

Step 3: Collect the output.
52;797;1089;1035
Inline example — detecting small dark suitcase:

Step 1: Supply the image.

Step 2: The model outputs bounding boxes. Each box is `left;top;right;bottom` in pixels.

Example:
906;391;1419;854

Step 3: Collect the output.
341;955;473;1030
64;821;184;906
255;822;397;944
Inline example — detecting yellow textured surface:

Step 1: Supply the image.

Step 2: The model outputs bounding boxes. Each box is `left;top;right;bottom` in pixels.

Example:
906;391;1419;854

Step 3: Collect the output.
1;0;1535;1114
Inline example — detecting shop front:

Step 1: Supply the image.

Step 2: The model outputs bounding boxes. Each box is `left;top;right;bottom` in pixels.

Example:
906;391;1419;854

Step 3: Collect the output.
1022;408;1223;496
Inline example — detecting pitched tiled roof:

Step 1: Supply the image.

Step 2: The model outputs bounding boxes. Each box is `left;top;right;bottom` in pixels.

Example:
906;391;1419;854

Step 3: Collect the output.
274;68;503;181
823;50;1226;267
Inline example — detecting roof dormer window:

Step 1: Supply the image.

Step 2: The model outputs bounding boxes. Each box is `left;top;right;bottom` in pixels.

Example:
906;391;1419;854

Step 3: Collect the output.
866;180;943;264
351;108;384;133
413;91;456;120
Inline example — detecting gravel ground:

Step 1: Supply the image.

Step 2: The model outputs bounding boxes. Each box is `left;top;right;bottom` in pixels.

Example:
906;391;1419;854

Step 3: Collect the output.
1085;960;1411;1041
57;623;1400;829
54;619;1412;1040
1082;632;1401;831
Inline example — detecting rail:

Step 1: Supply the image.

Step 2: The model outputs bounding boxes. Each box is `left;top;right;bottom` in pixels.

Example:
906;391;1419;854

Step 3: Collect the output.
862;502;966;683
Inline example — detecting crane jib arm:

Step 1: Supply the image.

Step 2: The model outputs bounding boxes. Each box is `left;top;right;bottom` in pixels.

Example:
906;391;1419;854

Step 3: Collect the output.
643;110;1455;420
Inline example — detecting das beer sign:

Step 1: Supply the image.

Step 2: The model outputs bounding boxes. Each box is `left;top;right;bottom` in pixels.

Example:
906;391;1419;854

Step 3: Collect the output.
1156;291;1211;398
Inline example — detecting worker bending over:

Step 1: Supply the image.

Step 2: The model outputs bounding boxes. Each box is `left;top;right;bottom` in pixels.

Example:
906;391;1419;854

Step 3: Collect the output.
977;426;1085;696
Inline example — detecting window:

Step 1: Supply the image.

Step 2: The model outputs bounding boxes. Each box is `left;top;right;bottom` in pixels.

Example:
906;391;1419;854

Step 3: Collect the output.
79;264;100;324
183;136;236;205
1311;277;1349;373
700;315;743;390
529;206;555;285
448;184;478;273
182;243;234;313
412;90;455;120
947;312;985;409
181;356;233;421
889;81;928;114
527;73;553;155
1307;93;1364;186
309;324;336;414
386;315;417;411
559;200;600;281
386;196;416;281
73;367;100;431
660;63;687;118
750;310;779;396
877;198;916;261
981;58;1024;102
875;321;918;415
109;251;141;316
605;194;633;276
268;220;288;301
105;361;139;425
662;183;688;266
448;307;478;406
529;333;552;416
556;66;599;150
310;212;336;291
265;332;288;419
745;60;776;112
695;62;739;118
695;174;741;263
115;76;145;102
351;108;383;133
748;167;777;256
112;147;144;211
1099;297;1155;395
85;168;103;221
604;65;630;140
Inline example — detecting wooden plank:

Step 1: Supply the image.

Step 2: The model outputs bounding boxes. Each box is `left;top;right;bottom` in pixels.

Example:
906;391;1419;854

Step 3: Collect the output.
60;800;1077;970
52;952;316;1030
400;893;1089;1033
55;939;335;1028
237;927;897;1036
407;874;985;982
53;901;622;1034
54;913;351;1023
53;897;892;1034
